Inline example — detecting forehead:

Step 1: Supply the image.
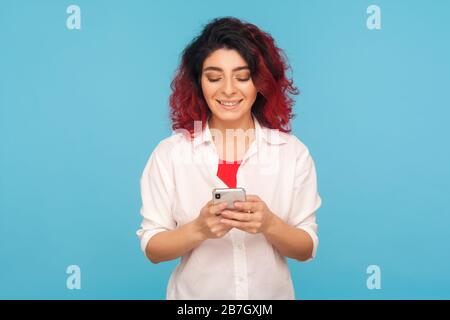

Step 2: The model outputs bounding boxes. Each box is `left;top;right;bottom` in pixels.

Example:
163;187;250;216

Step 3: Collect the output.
203;48;248;70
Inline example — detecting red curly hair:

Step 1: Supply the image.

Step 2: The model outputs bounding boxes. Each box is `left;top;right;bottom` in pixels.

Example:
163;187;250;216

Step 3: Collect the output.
169;17;299;138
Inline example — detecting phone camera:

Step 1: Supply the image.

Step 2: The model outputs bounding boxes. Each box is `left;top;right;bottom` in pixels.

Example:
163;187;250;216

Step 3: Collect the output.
215;193;221;199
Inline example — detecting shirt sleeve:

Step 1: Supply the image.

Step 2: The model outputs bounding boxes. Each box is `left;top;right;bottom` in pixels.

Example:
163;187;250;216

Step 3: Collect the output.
136;141;177;254
287;140;322;261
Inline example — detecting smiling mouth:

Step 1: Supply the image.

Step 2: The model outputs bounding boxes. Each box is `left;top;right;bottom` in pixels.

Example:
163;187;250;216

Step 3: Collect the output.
216;99;243;107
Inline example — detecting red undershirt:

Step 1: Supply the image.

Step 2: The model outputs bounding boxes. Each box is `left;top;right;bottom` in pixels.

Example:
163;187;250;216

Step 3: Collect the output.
217;159;242;188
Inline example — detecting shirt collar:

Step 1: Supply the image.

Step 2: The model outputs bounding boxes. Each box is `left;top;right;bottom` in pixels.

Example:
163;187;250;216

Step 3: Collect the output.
192;113;288;148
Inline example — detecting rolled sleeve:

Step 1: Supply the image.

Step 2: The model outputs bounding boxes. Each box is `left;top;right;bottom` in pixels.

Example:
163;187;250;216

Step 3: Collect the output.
287;141;322;261
136;142;177;254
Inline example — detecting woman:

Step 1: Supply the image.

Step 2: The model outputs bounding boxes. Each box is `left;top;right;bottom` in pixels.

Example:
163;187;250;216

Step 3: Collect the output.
137;17;322;300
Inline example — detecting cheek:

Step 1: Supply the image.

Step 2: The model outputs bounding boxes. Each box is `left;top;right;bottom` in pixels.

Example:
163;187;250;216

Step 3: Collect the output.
201;80;218;99
241;83;258;100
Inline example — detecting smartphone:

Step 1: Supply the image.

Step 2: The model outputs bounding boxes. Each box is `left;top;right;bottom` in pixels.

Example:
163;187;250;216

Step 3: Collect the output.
212;187;246;214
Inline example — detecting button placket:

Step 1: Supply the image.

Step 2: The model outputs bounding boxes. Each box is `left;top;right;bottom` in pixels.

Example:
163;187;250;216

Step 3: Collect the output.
231;231;248;299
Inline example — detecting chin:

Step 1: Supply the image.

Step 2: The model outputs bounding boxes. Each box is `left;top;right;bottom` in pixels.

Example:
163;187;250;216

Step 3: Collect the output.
214;110;244;122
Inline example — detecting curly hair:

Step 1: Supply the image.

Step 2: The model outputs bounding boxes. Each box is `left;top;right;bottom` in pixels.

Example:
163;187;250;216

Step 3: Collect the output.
169;17;299;137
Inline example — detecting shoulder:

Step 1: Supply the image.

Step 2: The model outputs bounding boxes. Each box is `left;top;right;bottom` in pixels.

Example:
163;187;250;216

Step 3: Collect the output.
141;132;188;179
286;134;319;176
277;131;312;159
152;131;191;159
260;124;313;160
143;131;195;176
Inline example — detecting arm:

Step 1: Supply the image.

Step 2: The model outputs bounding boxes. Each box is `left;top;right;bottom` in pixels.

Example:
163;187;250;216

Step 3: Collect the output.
263;213;314;262
145;201;231;264
145;220;205;264
220;200;315;261
220;196;317;262
265;141;321;262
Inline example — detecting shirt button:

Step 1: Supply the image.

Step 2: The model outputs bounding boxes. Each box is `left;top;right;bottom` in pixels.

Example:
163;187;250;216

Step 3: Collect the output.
237;244;243;250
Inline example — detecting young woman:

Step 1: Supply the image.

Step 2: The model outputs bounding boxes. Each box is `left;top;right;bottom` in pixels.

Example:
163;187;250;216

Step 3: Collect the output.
137;17;322;300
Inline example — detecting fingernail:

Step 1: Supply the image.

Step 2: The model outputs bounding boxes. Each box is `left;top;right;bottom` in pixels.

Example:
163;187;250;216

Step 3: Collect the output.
234;202;241;207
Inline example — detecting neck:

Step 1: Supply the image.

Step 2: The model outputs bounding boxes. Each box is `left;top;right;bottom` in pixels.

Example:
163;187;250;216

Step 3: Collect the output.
208;112;256;162
208;112;255;136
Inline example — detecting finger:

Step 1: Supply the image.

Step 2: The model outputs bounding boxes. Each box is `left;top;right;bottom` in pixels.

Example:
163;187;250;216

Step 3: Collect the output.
221;210;253;222
233;201;258;212
210;202;228;215
220;218;253;229
218;223;233;232
244;195;261;202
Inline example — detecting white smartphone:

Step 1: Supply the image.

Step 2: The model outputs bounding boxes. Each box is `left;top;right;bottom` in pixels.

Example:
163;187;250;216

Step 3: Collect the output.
212;187;246;214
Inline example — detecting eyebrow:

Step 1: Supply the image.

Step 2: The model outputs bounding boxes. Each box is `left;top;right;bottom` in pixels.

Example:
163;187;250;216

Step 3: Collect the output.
202;66;250;72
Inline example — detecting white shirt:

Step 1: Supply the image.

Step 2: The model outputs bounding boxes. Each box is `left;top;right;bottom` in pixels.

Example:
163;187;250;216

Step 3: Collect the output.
136;114;322;300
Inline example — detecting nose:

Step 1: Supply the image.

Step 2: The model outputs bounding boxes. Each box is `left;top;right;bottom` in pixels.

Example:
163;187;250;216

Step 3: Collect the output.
221;77;237;96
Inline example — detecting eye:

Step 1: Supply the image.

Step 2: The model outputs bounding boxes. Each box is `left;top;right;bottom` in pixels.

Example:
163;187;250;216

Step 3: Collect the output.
207;78;221;82
236;77;251;82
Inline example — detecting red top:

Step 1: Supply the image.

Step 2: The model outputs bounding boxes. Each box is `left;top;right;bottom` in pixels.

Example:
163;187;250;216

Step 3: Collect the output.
217;159;242;188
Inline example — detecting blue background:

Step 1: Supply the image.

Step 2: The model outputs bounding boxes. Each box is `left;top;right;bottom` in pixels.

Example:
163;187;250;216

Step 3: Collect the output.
1;0;449;299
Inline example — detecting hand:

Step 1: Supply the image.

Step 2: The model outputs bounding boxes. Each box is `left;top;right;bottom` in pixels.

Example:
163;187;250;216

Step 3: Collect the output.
194;200;233;240
219;195;275;234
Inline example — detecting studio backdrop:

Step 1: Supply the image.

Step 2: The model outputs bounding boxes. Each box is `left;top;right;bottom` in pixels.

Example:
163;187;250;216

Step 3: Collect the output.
1;0;449;299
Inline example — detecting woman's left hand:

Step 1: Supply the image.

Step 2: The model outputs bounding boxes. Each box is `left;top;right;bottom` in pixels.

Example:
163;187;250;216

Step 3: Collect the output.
220;194;275;234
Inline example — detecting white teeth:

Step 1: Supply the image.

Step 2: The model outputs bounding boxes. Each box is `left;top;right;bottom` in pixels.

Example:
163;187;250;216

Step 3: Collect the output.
218;100;241;106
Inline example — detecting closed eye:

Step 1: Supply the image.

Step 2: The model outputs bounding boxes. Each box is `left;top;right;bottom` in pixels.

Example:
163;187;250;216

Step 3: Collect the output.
207;77;250;83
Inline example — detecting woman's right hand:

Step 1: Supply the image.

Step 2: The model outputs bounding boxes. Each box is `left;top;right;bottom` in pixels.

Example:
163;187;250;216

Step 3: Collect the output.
194;200;233;240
